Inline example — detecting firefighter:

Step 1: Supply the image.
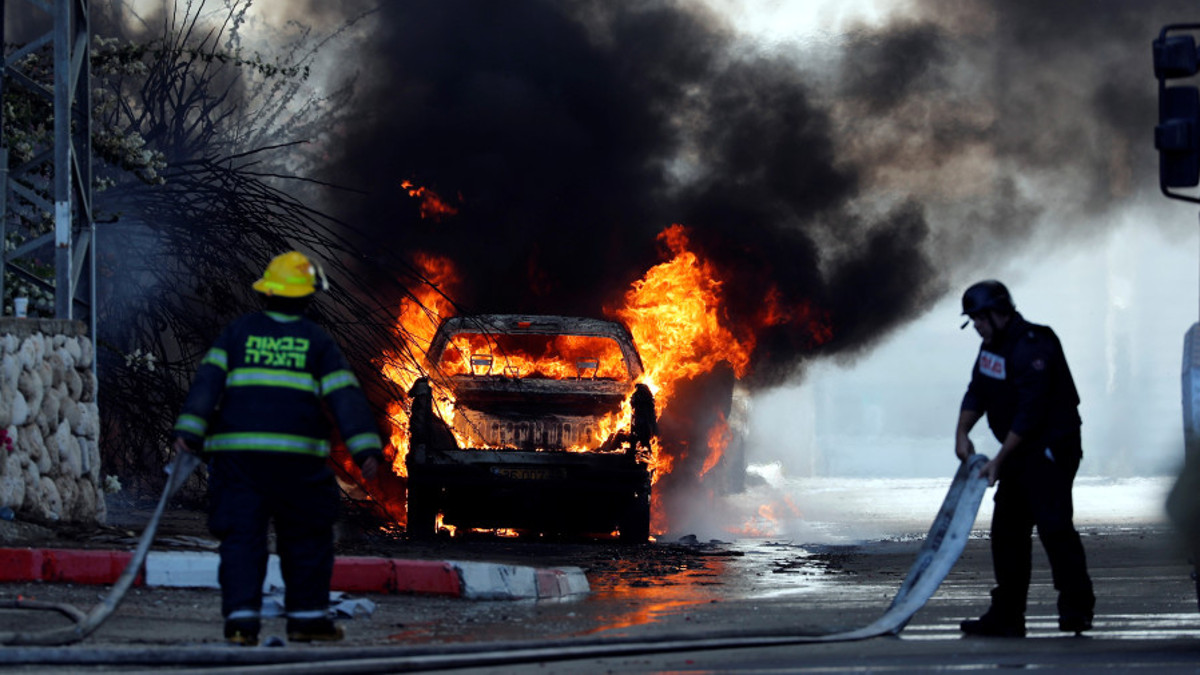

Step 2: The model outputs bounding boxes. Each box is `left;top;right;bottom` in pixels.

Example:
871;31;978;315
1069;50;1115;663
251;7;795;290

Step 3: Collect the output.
954;280;1095;638
172;251;383;646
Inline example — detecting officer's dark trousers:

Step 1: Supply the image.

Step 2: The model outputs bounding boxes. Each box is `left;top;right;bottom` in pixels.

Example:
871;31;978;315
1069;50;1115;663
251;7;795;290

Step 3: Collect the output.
989;432;1095;621
207;453;338;619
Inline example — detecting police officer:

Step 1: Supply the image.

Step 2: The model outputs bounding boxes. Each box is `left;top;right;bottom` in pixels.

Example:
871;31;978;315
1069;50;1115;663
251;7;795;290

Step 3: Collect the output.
954;280;1094;637
172;251;383;646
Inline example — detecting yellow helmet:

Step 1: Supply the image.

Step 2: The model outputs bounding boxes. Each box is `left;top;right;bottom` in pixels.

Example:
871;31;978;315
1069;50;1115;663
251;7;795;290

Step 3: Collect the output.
252;251;327;297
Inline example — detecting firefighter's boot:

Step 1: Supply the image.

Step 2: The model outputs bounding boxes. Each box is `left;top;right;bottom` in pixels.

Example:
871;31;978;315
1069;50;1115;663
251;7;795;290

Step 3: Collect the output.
287;617;345;642
224;618;261;646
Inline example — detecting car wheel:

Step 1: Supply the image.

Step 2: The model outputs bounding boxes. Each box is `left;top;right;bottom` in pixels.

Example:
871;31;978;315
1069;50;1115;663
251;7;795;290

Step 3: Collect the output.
407;486;439;540
619;491;650;544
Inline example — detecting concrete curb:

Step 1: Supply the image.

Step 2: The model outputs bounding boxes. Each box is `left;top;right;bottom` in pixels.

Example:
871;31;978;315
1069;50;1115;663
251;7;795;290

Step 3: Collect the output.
0;547;589;600
450;560;592;600
0;548;139;585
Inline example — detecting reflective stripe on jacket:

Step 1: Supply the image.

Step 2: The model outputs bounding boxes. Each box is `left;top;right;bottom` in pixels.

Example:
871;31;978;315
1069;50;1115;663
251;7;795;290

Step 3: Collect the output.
173;310;383;461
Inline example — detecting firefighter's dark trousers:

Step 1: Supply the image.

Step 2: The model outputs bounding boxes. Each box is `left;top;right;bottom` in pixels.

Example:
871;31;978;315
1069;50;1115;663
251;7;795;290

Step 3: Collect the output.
207;453;338;620
989;432;1095;621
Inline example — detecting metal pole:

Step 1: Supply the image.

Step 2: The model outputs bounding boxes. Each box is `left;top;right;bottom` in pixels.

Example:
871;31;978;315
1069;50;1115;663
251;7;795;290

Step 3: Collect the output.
0;0;92;324
77;0;93;333
53;0;71;319
0;149;9;314
0;0;7;313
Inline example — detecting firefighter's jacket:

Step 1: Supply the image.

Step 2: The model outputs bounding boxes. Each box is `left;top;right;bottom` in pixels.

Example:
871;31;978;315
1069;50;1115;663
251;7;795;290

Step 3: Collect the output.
173;310;383;466
961;313;1081;448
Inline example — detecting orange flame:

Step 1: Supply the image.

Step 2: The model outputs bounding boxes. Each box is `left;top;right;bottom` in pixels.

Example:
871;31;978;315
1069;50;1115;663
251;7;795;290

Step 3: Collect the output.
732;495;804;537
379;252;461;477
437;333;629;381
606;224;759;534
611;224;753;412
701;412;730;479
376;223;833;538
401;180;460;221
761;286;834;348
435;514;457;537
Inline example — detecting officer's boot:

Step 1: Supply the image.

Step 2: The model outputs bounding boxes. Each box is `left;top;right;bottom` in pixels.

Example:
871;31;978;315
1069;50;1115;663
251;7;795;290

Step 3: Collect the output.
960;589;1026;638
960;608;1026;638
1057;587;1095;635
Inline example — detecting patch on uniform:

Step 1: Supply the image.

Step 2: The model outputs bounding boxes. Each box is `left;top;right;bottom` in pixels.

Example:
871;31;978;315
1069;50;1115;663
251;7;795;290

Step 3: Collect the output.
1032;358;1046;371
979;350;1006;379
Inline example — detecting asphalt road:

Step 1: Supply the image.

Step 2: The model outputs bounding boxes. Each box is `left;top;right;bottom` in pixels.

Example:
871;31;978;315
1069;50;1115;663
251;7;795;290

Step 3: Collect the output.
1;521;1199;673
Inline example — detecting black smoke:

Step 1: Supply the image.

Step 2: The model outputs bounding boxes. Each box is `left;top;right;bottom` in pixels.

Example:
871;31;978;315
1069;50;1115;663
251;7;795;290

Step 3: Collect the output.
836;0;1197;259
321;0;1191;386
322;0;923;387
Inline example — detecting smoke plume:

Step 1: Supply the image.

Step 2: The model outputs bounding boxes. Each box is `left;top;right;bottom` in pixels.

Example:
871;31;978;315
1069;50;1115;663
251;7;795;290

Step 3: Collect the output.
320;1;900;386
319;0;1189;387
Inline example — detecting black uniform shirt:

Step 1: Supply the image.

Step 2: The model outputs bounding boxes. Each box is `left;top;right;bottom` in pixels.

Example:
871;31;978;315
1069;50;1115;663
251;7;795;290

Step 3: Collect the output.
961;313;1082;446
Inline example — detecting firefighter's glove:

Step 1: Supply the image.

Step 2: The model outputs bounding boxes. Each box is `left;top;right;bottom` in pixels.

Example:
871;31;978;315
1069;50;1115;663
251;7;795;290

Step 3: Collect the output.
360;455;380;482
172;436;204;457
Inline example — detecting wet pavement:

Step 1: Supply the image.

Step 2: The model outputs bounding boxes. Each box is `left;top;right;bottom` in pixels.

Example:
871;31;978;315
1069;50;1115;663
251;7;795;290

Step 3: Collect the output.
0;478;1198;671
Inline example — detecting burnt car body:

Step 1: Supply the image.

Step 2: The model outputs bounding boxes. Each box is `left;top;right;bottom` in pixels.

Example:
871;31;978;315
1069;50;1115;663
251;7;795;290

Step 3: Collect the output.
405;315;656;542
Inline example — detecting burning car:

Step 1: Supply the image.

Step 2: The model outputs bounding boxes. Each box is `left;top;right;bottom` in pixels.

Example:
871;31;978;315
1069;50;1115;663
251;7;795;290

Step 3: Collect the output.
405;314;657;542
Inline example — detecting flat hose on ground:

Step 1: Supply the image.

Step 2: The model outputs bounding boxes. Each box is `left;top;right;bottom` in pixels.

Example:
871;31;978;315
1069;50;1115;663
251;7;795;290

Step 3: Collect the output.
0;451;202;646
1;454;991;671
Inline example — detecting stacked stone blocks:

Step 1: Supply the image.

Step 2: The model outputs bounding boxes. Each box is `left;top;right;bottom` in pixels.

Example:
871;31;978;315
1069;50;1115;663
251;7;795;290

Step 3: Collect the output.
0;319;102;523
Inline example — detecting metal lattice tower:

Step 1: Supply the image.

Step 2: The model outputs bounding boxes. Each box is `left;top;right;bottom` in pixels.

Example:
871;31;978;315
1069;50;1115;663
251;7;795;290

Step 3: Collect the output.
0;0;93;327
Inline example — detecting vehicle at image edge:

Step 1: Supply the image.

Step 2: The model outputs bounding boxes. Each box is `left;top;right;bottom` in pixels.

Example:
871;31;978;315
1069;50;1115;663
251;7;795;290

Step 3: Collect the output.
405;314;657;542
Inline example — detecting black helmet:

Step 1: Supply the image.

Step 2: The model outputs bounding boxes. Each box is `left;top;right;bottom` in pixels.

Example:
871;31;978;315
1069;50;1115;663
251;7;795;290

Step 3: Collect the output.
961;280;1014;316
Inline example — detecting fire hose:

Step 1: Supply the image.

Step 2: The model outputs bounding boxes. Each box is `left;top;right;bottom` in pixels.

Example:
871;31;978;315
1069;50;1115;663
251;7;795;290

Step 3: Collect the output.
0;454;990;671
0;451;202;646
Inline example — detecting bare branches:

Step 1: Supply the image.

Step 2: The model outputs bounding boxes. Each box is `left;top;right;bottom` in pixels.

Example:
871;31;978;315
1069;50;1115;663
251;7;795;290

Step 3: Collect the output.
18;3;431;496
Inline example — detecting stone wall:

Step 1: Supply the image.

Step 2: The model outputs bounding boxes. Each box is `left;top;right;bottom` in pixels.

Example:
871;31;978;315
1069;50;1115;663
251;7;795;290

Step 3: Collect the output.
0;319;102;524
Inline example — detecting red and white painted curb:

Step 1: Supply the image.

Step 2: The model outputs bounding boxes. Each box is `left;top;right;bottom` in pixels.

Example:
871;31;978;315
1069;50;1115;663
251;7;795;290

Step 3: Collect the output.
0;548;589;600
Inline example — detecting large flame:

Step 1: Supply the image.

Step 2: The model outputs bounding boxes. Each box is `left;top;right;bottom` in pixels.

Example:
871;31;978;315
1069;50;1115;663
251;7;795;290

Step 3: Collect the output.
376;223;833;537
611;224;753;408
379;252;461;477
606;224;755;531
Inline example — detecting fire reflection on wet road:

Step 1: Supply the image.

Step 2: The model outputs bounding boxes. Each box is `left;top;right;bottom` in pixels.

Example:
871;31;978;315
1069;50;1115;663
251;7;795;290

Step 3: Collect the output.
373;480;1200;652
585;553;733;635
581;539;890;637
568;525;1200;645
